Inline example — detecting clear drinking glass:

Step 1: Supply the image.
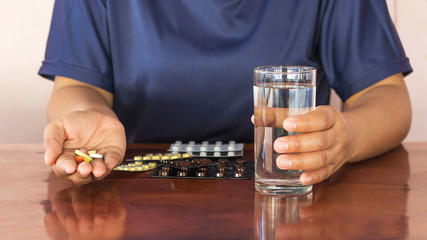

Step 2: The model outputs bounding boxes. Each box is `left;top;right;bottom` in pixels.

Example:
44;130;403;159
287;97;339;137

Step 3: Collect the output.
254;65;316;195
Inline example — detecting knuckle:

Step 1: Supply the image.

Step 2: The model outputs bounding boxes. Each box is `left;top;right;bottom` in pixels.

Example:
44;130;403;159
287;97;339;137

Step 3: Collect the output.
319;151;328;166
317;134;328;150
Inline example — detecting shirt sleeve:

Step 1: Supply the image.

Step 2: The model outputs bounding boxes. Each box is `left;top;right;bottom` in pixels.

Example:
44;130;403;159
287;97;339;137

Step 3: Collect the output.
38;0;114;93
319;0;412;101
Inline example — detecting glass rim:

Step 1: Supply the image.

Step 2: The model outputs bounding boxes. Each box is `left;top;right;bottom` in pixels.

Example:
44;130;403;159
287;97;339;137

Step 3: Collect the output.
254;65;317;74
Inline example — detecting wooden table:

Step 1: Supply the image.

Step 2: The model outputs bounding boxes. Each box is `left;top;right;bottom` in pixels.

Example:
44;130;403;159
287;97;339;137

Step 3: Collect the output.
1;143;426;240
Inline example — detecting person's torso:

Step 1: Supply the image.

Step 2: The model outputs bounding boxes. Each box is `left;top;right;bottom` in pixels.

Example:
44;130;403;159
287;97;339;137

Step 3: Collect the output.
105;0;327;142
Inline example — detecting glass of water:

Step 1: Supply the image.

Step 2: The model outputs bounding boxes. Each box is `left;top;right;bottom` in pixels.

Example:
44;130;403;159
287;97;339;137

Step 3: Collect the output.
253;65;316;195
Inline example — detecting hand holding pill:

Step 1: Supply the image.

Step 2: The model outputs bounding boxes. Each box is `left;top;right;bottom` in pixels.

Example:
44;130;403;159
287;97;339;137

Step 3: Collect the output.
43;110;127;185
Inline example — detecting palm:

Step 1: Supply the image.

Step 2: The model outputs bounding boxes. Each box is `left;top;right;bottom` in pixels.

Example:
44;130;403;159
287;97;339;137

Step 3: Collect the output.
44;110;126;184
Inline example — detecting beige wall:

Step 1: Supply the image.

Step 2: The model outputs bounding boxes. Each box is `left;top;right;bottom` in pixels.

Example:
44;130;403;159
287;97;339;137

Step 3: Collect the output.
0;0;425;143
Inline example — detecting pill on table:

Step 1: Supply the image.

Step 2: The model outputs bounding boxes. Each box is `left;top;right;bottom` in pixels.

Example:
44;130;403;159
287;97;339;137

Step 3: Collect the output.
89;153;103;159
75;149;93;162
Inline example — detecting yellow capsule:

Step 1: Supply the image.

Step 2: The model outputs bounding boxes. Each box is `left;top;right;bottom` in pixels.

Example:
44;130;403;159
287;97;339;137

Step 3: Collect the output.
161;155;171;160
75;150;93;162
135;161;143;165
136;166;143;171
182;153;191;158
128;163;136;167
143;155;152;160
171;154;181;160
152;155;161;160
129;167;136;171
134;155;143;161
142;164;150;170
88;150;97;154
149;162;157;168
123;166;129;171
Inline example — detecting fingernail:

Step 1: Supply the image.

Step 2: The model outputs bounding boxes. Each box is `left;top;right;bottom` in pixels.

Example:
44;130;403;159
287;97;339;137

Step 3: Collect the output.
277;157;292;169
302;175;312;184
274;141;288;152
284;118;296;130
44;150;49;164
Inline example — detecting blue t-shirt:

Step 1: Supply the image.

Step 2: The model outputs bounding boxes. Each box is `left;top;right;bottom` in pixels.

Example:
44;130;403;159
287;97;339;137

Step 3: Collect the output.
39;0;412;143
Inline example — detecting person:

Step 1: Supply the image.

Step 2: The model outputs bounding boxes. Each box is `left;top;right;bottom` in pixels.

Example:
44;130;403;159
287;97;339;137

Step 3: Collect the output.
39;0;412;185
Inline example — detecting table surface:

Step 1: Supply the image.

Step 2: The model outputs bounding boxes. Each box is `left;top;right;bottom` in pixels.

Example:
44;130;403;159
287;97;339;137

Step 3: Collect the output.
1;142;427;240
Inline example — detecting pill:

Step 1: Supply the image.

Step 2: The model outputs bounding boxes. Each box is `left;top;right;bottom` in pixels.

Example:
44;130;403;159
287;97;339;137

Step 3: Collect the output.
227;151;235;157
161;155;171;160
218;159;229;165
149;162;157;168
75;149;92;162
236;159;247;165
134;155;143;160
135;161;143;166
171;154;181;160
87;150;97;154
159;169;170;176
74;155;84;163
234;172;245;178
90;153;103;159
136;166;143;171
143;155;152;160
142;164;150;170
186;146;194;152
182;153;191;158
178;170;188;177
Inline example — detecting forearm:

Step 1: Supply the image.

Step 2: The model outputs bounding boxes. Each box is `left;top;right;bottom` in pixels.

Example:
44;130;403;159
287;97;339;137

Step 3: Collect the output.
47;76;115;122
343;73;411;163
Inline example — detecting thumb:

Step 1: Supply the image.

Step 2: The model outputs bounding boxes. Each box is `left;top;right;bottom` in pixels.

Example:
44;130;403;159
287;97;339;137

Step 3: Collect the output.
43;121;66;166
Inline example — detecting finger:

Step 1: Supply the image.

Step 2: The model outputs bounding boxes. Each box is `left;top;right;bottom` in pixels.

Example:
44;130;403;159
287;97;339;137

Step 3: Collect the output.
254;107;277;127
274;130;332;153
53;153;78;176
300;163;341;185
91;158;108;179
283;105;337;132
276;150;333;171
103;149;124;171
43;121;66;166
68;163;93;185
